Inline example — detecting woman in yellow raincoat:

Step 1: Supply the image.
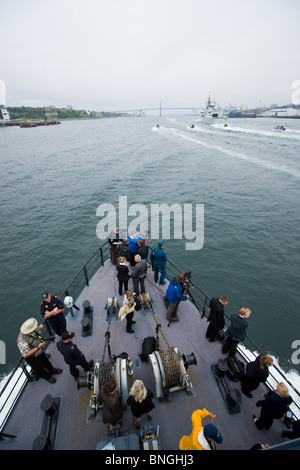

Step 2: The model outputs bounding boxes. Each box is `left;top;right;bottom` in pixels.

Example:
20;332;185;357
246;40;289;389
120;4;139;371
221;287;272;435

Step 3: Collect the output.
179;408;223;450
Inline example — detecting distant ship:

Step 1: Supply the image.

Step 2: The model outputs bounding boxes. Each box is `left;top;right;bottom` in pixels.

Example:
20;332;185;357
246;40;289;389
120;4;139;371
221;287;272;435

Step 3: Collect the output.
0;105;11;123
199;96;228;126
228;110;257;118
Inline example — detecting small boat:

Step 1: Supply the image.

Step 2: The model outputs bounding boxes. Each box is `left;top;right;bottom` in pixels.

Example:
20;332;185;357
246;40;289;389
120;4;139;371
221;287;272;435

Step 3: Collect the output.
274;125;286;131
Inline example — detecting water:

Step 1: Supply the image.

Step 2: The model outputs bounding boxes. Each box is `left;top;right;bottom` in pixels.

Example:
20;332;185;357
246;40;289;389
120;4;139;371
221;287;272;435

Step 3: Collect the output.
1;115;300;384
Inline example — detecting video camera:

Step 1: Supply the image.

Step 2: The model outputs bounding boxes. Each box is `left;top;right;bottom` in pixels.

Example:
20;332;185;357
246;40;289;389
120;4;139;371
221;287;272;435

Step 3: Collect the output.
38;335;56;343
182;271;193;290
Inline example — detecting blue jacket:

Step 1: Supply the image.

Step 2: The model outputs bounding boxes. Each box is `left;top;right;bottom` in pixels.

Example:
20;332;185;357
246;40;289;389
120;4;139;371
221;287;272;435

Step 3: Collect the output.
150;247;167;269
166;277;187;304
128;235;141;253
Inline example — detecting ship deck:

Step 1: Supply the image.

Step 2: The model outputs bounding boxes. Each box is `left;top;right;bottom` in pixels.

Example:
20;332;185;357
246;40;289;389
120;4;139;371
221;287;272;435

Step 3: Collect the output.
0;259;295;451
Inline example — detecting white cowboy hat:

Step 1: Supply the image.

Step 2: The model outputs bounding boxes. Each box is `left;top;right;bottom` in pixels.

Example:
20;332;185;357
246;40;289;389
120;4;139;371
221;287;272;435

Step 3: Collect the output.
20;318;38;334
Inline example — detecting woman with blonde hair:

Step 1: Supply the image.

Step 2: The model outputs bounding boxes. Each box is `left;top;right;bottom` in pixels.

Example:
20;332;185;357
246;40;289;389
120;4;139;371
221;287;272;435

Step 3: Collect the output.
222;307;251;357
241;354;274;398
253;382;292;430
126;379;155;429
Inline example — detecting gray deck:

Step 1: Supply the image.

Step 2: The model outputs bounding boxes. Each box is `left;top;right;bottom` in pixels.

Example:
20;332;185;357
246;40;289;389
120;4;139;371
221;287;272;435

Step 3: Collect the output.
1;260;292;450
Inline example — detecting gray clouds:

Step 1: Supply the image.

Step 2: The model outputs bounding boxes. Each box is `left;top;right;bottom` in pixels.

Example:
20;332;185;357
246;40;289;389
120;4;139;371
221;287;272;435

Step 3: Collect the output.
1;0;299;110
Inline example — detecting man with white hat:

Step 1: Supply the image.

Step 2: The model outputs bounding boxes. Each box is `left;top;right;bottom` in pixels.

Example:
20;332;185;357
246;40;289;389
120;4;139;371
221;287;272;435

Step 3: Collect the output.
17;318;62;383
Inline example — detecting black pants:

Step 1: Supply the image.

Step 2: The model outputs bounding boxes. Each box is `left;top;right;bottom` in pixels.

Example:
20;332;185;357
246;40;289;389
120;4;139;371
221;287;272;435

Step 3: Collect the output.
205;321;219;342
222;336;239;357
49;314;67;337
68;355;92;381
26;352;55;380
126;312;134;332
118;279;128;296
133;277;145;296
254;407;274;430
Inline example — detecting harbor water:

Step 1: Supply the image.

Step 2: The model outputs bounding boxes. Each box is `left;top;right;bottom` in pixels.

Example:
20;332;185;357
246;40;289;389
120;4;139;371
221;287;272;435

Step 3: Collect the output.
0;115;300;386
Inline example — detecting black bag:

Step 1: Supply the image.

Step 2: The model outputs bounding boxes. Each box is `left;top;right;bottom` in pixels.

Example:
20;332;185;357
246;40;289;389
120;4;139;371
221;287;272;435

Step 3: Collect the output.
140;336;157;362
225;356;245;381
134;297;142;311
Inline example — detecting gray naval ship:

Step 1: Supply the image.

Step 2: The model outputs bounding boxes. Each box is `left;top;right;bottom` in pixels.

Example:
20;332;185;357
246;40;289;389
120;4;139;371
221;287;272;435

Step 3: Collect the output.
1;240;300;453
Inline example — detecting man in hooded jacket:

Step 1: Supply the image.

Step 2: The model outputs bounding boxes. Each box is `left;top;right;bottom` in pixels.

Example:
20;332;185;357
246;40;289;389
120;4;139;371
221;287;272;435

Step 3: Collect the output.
165;272;189;321
179;408;223;450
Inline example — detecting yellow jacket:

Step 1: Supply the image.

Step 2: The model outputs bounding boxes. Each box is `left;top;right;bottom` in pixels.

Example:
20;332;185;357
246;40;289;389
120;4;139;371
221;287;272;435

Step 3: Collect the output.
179;409;210;450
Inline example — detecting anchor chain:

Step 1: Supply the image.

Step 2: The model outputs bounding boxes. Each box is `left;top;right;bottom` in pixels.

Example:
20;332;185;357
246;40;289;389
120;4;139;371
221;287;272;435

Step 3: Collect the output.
99;298;117;385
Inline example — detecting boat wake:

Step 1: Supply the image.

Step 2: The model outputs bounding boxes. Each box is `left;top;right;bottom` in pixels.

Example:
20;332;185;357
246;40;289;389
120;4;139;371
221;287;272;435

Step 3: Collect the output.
153;126;300;179
217;124;300;141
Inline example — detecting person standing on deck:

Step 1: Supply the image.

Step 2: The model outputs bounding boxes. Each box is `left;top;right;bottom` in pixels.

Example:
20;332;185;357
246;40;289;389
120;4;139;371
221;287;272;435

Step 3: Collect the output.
165;273;189;322
222;307;251;357
128;231;141;267
40;292;67;337
56;331;94;381
17;317;62;384
108;227;122;265
98;379;123;431
118;290;137;333
205;296;229;342
131;254;147;296
126;379;155;429
116;256;131;295
150;240;167;285
117;238;131;266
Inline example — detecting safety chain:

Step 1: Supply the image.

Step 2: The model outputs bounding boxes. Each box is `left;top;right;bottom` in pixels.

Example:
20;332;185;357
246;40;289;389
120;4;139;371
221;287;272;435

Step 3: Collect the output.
101;297;117;364
141;294;171;351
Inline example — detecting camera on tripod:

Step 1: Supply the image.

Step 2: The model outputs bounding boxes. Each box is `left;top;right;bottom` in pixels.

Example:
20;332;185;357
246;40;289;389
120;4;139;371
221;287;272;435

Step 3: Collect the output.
182;271;193;290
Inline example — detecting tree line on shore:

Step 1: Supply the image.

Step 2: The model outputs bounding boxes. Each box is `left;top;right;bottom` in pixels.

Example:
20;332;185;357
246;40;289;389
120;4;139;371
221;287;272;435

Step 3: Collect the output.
7;106;121;120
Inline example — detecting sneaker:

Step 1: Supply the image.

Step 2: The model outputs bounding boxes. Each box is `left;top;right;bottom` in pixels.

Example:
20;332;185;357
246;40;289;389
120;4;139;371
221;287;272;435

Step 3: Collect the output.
159;282;166;285
52;368;63;374
127;330;135;334
48;377;56;384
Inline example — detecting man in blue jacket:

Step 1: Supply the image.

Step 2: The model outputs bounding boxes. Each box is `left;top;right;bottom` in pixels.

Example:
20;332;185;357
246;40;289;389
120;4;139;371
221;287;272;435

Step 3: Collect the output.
166;273;189;321
150;240;167;285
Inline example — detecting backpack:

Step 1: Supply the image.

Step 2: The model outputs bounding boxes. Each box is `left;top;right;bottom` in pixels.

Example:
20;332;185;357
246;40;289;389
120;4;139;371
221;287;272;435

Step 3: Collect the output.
134;297;142;311
140;337;157;362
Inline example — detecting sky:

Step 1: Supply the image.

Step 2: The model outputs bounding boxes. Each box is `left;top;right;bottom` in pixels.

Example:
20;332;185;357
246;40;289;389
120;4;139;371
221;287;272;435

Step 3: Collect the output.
1;0;300;112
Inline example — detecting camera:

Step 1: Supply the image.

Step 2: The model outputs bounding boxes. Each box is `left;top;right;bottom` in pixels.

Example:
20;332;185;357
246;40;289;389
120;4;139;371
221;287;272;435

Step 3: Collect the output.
182;271;193;290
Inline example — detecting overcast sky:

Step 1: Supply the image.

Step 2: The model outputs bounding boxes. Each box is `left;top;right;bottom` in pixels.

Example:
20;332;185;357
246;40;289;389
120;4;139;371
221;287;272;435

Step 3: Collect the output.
1;0;299;111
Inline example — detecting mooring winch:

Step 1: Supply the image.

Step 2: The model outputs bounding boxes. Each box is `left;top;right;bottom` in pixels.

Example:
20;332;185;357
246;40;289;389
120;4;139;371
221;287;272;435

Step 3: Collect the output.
149;347;197;399
143;296;197;399
77;297;131;413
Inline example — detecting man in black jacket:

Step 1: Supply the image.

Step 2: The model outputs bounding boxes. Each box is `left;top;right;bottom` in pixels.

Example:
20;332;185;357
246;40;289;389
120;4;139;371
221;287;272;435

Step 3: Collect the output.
117;238;131;266
57;331;94;382
205;296;229;342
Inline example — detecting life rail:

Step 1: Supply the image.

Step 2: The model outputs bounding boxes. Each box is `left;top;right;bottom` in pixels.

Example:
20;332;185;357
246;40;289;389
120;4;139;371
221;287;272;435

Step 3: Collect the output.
1;240;299;431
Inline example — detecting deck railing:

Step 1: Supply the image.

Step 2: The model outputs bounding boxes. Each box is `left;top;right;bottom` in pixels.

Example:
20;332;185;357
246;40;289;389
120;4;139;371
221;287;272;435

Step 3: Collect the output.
1;240;299;431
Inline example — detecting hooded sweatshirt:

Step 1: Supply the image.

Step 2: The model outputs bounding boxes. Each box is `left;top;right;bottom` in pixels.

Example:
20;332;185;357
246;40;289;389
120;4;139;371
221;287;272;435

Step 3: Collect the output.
166;277;188;304
179;409;210;450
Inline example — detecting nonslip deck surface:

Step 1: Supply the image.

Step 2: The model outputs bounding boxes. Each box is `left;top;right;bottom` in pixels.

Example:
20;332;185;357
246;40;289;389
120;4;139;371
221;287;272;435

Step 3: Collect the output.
1;260;293;451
